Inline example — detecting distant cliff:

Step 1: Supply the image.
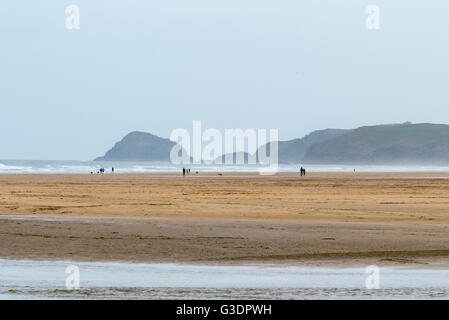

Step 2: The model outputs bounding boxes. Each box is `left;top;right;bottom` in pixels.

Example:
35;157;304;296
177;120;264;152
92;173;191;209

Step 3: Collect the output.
264;128;348;163
95;131;178;162
302;123;449;164
95;123;449;164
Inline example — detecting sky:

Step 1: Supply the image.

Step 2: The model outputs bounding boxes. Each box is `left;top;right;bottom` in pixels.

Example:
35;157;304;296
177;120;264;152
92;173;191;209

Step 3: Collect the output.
1;0;449;160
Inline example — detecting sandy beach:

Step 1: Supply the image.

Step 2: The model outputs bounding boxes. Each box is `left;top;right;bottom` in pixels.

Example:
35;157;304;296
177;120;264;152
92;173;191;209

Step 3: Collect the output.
1;172;449;266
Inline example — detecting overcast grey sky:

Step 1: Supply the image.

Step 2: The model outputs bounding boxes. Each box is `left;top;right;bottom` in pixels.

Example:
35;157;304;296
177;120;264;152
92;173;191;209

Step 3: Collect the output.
1;1;448;160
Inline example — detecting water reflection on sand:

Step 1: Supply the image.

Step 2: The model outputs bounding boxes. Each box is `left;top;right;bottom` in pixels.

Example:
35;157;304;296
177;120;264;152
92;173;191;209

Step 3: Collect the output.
1;259;449;299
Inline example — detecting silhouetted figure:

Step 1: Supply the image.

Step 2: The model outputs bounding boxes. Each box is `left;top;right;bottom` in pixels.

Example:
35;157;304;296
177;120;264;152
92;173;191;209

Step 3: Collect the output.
112;167;114;173
303;168;306;176
183;168;185;176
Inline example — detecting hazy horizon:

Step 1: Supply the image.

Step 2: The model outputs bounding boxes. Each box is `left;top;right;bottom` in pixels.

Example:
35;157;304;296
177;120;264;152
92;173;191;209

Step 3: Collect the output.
1;121;448;161
2;1;449;160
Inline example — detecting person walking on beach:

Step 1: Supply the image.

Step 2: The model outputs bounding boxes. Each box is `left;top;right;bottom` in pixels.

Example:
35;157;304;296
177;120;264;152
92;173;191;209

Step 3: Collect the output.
183;168;185;176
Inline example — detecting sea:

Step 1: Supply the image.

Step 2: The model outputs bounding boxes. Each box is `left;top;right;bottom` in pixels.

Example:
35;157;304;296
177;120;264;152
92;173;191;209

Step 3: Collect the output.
1;259;449;299
1;160;449;174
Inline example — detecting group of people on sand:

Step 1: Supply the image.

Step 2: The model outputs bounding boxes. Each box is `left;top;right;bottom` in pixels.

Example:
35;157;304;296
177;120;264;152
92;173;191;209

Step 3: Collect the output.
299;166;306;176
182;168;199;176
91;167;114;174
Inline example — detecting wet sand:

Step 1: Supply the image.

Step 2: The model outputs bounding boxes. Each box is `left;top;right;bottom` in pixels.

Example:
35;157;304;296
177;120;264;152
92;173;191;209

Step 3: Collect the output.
1;172;449;266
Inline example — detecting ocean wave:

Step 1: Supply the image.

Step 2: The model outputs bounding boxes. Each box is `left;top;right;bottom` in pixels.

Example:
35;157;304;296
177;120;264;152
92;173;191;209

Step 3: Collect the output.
2;161;449;174
0;163;33;173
